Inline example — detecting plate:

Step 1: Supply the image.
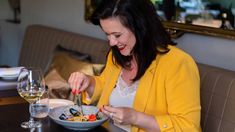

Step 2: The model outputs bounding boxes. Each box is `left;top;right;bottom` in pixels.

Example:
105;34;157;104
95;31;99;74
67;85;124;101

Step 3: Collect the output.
49;99;74;109
0;74;19;81
49;105;108;130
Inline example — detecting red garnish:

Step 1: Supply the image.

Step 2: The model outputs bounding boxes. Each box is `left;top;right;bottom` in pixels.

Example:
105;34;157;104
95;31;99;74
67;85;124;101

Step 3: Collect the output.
88;114;96;121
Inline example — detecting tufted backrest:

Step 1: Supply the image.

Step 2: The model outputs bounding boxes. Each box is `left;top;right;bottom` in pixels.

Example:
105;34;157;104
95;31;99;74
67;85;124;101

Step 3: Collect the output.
18;25;110;73
198;63;235;132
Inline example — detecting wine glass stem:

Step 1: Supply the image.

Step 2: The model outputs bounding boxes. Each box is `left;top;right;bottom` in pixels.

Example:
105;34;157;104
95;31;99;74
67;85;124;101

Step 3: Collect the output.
29;103;34;123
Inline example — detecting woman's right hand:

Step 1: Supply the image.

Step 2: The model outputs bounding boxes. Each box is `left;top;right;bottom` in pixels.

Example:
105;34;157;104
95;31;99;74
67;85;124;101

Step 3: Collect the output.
68;72;93;94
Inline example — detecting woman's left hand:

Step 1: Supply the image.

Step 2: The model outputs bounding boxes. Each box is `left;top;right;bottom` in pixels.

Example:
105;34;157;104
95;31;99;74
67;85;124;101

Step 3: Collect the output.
101;105;138;125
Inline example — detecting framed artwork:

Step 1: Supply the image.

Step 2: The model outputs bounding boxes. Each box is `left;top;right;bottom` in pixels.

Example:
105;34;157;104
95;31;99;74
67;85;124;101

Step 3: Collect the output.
7;0;21;23
84;0;102;21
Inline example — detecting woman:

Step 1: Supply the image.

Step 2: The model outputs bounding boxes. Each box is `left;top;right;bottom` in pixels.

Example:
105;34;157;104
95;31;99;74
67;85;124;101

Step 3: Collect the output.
69;0;201;131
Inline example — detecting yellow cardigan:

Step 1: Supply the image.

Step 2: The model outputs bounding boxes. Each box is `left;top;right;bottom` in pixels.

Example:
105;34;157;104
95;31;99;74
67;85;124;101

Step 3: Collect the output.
83;46;201;132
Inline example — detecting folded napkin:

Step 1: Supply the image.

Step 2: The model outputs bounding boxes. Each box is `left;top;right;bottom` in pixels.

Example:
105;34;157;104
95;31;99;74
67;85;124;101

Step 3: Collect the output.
0;67;24;77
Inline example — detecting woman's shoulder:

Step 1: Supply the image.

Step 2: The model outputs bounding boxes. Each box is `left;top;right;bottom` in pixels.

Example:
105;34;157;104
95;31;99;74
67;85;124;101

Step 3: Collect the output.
168;45;191;58
158;45;196;65
166;45;193;59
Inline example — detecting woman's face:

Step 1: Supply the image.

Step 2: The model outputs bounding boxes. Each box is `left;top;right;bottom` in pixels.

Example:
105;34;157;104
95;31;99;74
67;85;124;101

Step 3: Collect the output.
100;17;136;56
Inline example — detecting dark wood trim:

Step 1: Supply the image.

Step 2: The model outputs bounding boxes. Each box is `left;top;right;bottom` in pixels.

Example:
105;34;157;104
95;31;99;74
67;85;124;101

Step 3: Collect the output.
163;21;235;40
0;89;26;105
0;96;26;105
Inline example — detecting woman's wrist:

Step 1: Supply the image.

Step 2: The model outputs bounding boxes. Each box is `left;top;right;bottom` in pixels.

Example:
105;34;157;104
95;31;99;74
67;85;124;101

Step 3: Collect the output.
86;76;95;97
131;110;140;126
132;110;160;132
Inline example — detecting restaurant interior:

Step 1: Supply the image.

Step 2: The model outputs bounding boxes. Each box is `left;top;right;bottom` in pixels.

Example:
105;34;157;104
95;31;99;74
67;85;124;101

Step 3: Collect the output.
0;0;235;131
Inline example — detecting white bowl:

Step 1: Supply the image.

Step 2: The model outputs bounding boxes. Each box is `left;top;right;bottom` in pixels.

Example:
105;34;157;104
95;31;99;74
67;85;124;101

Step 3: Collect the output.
49;99;74;109
0;74;18;80
49;105;108;130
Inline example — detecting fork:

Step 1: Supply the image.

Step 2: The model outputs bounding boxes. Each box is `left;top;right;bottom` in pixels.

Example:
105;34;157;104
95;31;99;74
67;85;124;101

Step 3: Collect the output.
72;90;84;116
76;92;84;116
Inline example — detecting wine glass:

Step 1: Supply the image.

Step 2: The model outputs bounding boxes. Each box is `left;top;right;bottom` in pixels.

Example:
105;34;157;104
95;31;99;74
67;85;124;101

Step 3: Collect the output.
17;67;45;128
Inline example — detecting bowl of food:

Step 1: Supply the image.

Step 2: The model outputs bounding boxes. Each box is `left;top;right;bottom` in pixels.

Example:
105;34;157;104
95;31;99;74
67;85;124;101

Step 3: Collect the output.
49;105;108;130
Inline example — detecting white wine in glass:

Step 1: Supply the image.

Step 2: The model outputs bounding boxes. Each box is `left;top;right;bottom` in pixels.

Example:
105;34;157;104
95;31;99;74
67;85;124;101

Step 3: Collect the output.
17;67;45;128
18;90;44;103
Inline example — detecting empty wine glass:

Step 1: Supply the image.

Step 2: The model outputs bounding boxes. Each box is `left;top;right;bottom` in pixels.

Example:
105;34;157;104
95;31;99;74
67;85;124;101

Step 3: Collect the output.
17;67;45;128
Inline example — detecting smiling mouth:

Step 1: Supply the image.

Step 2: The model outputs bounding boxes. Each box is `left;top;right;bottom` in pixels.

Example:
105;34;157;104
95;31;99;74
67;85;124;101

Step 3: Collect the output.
118;45;125;51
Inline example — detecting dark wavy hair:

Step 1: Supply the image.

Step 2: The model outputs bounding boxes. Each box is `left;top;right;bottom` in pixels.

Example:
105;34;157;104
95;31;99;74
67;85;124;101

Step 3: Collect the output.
91;0;176;81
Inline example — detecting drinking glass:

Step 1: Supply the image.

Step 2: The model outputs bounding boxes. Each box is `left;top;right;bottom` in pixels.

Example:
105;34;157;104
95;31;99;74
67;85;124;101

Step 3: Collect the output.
17;68;45;128
30;87;49;118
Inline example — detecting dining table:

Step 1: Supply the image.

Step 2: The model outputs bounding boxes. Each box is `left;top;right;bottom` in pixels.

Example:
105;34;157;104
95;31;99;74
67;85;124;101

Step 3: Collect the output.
0;78;26;105
0;102;113;132
0;76;126;132
0;79;18;97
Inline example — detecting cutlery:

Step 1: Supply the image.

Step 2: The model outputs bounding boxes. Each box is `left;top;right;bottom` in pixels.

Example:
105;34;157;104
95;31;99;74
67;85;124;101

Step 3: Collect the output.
72;90;83;116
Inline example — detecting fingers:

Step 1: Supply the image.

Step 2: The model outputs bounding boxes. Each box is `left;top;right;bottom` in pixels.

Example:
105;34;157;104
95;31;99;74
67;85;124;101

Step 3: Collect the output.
68;72;81;92
102;106;118;117
101;105;134;125
113;118;122;124
104;107;124;124
79;76;90;91
109;111;122;124
101;105;121;122
100;105;115;117
104;105;117;112
68;72;90;94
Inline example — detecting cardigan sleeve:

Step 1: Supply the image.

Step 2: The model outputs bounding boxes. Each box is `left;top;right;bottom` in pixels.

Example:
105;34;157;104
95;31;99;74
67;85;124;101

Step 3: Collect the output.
155;55;201;132
82;51;113;105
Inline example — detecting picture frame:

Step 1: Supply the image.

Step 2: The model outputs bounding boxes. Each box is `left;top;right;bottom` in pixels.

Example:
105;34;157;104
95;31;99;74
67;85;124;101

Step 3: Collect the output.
84;0;102;22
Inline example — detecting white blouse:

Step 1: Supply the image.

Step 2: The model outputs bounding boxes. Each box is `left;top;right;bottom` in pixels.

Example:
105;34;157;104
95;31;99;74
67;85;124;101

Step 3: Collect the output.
109;73;139;132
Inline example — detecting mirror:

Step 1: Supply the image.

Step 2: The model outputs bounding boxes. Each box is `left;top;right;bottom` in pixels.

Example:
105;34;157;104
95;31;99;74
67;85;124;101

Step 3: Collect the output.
152;0;235;39
85;0;235;40
84;0;102;22
7;0;21;24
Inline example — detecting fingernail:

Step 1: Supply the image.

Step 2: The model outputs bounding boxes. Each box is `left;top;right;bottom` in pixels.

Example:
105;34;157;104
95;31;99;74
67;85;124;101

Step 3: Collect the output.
76;89;81;94
71;89;75;95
